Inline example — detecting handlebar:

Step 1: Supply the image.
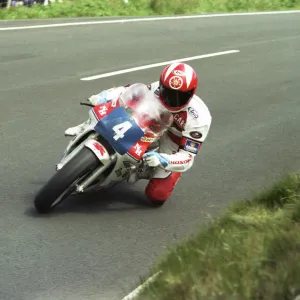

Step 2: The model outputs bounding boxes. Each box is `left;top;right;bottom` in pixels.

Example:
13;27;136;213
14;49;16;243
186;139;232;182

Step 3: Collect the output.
80;101;94;107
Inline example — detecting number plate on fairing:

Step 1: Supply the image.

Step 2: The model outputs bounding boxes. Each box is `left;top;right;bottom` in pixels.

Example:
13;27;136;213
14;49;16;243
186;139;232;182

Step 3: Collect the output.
94;106;144;155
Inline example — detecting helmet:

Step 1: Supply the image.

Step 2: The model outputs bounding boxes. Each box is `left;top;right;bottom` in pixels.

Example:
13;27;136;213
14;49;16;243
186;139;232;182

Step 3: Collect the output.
158;63;198;112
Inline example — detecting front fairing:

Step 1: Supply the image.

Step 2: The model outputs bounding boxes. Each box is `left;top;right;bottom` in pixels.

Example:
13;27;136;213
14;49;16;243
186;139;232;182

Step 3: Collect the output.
90;83;173;160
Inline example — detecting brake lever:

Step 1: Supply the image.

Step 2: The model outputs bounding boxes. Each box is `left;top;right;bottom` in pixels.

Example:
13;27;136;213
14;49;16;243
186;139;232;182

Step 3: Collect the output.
140;157;156;173
80;101;94;107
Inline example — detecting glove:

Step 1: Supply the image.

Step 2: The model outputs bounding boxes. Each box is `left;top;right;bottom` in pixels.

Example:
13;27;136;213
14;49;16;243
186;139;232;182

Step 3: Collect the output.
143;152;170;168
88;90;108;106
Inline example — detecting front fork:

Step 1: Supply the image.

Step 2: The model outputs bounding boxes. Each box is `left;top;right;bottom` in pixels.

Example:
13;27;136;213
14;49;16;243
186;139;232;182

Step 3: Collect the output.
57;131;118;193
76;153;117;193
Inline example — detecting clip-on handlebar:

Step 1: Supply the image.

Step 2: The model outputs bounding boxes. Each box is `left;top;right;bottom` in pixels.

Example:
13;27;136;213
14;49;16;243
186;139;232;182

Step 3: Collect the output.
80;101;94;107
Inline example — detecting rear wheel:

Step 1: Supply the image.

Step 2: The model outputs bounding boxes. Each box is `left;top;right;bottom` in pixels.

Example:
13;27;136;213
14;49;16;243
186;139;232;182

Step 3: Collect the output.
34;147;100;213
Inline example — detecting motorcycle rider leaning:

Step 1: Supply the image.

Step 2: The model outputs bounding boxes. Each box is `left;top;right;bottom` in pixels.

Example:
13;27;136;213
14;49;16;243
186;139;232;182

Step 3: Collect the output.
65;63;212;206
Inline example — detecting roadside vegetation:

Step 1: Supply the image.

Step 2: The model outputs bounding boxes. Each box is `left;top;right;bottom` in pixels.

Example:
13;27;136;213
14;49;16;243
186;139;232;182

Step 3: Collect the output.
134;173;300;300
0;0;299;20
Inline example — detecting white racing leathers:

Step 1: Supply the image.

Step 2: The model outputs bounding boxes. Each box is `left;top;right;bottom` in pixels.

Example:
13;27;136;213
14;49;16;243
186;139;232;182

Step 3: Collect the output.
77;81;212;178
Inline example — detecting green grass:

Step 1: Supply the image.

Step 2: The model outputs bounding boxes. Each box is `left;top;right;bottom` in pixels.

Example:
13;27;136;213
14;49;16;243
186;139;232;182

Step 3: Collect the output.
1;0;299;20
133;173;300;300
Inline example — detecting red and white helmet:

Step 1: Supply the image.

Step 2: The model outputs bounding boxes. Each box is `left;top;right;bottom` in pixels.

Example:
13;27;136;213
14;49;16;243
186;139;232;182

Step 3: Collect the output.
158;62;198;112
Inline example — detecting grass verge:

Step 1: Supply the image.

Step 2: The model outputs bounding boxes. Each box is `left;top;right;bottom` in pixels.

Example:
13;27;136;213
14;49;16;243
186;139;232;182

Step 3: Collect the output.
1;0;300;20
134;173;300;300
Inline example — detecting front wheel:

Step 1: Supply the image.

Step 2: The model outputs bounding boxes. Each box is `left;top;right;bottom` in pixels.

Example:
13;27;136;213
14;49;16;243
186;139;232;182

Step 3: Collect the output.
34;147;100;213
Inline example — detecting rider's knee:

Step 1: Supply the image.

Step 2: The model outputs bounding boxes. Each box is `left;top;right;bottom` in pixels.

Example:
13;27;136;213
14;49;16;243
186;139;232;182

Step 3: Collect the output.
145;172;182;202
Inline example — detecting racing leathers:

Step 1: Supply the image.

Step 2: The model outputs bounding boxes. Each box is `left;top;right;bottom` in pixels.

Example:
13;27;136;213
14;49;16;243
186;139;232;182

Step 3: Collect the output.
65;82;212;205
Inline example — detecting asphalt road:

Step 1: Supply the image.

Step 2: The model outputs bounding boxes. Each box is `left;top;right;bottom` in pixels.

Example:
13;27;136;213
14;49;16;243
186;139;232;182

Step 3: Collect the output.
1;12;300;300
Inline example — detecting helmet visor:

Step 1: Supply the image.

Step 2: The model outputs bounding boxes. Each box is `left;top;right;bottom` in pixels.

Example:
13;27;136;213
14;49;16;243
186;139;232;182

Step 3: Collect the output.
159;84;193;108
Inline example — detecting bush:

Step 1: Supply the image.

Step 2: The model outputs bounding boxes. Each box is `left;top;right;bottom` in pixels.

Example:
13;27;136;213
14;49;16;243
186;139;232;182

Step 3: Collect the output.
0;0;299;20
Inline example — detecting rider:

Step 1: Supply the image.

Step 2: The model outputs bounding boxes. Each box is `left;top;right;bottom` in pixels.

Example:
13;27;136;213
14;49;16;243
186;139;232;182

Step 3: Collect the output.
65;63;212;206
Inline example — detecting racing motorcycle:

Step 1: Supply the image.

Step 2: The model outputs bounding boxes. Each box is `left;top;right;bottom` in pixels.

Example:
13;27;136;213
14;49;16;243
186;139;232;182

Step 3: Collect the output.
34;83;174;213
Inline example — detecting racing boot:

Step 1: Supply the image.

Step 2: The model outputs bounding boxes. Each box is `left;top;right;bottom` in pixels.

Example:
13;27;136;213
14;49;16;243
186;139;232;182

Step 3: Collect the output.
64;119;90;137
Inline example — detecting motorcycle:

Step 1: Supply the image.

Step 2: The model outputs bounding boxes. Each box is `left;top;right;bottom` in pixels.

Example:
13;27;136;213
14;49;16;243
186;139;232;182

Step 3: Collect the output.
34;83;174;213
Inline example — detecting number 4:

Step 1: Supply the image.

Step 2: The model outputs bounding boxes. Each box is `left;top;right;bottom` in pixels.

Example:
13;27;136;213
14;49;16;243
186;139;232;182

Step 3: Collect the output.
113;121;132;141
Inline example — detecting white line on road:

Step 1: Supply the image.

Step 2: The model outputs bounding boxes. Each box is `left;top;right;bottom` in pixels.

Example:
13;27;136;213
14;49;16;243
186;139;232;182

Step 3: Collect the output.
80;50;240;81
0;10;300;31
121;271;162;300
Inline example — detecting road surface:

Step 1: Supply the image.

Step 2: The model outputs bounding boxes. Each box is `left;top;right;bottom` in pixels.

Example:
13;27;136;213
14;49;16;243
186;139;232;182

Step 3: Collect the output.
1;11;300;300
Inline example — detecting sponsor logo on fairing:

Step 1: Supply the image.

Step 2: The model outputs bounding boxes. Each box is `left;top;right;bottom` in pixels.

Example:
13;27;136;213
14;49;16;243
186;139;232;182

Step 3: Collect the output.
140;136;157;142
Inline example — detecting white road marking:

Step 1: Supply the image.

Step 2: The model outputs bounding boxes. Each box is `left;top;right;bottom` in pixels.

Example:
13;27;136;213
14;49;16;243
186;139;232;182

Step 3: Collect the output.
121;271;162;300
0;10;299;31
80;50;240;81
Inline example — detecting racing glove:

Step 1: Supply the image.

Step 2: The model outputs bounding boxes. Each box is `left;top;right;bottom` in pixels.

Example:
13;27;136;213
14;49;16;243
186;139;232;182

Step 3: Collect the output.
88;86;127;106
143;152;170;168
88;90;109;106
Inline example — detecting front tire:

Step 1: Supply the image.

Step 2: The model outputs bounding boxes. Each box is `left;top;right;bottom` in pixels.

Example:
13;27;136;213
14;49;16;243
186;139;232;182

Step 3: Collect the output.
34;147;100;213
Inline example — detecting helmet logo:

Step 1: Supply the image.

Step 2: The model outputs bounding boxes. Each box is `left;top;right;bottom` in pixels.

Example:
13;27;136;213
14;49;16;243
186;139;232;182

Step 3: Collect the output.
169;76;183;90
172;70;186;76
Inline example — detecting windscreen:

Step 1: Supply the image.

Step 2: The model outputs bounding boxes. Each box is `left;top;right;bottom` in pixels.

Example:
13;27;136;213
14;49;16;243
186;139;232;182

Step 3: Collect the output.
119;83;173;137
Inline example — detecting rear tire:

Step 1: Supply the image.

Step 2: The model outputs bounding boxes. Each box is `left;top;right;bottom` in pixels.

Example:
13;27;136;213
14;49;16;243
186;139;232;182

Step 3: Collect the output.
34;147;100;213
